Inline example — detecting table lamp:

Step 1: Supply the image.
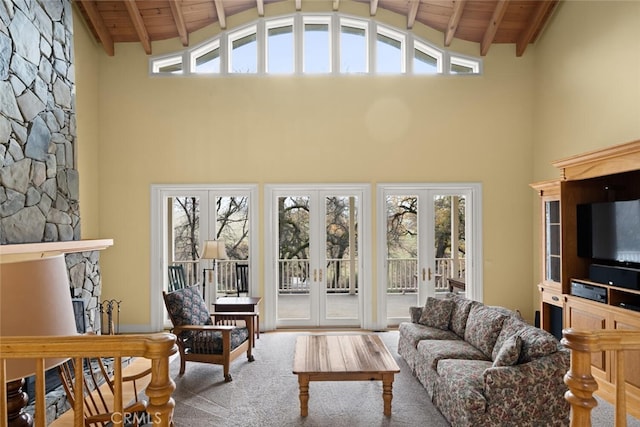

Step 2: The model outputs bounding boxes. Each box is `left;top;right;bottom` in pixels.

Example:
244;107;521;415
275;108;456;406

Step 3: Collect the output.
1;253;79;426
200;240;227;298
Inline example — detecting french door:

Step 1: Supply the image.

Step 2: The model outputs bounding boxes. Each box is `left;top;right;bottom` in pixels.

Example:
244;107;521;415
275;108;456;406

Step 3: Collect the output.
264;184;370;328
377;184;482;328
150;185;258;331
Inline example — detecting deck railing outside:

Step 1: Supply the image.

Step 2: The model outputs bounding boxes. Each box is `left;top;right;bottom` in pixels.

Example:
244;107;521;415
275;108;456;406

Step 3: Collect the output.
170;258;465;294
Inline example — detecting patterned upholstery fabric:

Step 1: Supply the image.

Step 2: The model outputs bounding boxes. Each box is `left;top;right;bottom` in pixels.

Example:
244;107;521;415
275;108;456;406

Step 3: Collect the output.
164;286;249;354
397;296;570;426
492;316;559;363
164;286;213;327
419;297;455;330
464;305;507;359
448;294;477;338
492;334;522;367
187;327;250;355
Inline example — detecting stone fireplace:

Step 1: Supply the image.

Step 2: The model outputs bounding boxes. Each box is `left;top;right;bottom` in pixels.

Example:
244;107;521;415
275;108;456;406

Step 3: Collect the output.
0;0;106;330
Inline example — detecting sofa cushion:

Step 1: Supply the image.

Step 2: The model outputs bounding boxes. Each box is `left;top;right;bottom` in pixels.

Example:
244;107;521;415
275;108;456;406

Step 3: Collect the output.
464;305;508;359
417;339;488;371
492;316;559;363
448;295;477;338
419;297;455;330
399;322;459;348
492;334;522;367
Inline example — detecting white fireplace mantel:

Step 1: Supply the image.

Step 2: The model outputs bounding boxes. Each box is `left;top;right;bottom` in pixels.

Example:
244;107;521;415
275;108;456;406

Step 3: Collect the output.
0;239;114;256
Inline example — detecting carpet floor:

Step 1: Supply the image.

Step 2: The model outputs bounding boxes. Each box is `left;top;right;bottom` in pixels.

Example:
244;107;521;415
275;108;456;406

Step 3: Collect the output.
167;330;639;427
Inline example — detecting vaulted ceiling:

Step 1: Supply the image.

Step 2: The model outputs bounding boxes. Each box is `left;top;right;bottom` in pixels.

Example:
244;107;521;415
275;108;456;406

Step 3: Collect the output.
74;0;559;57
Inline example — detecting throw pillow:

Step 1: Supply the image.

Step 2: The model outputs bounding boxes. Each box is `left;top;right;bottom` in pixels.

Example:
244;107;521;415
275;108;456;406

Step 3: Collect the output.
492;334;522;367
418;297;455;330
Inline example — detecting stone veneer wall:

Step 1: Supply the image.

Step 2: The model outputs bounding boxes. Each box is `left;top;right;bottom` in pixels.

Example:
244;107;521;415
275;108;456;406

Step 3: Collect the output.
1;0;102;332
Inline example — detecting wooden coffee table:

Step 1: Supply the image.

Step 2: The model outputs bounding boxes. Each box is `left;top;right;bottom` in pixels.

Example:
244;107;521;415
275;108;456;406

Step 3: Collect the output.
292;334;401;417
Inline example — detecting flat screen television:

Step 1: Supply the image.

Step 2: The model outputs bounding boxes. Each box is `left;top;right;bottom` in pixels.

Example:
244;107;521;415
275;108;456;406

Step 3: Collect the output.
577;199;640;265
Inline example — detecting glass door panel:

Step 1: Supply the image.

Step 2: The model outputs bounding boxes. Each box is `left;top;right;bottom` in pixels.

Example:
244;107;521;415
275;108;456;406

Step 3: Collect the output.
324;195;359;321
433;195;466;295
385;195;420;319
277;195;312;323
170;196;203;289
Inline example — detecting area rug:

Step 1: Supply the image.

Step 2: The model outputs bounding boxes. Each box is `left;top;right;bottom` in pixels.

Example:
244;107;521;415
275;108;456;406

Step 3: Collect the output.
168;330;450;427
167;330;640;427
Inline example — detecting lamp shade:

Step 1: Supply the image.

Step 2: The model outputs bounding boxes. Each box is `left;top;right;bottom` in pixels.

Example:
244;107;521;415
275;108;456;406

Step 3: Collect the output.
0;253;78;381
201;240;227;260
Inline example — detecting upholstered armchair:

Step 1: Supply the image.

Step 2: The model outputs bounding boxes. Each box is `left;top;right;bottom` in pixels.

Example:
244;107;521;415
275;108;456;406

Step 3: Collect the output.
162;286;254;382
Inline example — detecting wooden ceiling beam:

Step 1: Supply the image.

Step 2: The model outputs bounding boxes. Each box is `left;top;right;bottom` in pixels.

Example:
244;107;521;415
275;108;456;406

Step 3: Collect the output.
76;0;115;56
407;0;419;29
169;0;189;46
256;0;264;16
480;0;510;56
123;0;151;54
214;0;227;29
370;0;378;16
445;0;466;47
333;0;340;11
295;0;302;11
516;0;557;56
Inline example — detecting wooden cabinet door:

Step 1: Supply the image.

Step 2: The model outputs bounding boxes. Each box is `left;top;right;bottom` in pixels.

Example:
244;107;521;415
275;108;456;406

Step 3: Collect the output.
565;297;609;377
611;310;640;398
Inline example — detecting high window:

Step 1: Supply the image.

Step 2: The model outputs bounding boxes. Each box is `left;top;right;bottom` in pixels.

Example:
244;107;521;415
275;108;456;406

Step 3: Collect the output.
150;13;482;76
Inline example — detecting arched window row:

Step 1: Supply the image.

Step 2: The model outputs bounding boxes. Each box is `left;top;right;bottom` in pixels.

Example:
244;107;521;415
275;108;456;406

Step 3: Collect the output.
149;13;482;76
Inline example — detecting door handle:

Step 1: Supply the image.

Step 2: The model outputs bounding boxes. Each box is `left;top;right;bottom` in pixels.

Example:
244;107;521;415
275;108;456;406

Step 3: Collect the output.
314;269;317;281
319;269;323;281
422;268;426;281
428;268;432;281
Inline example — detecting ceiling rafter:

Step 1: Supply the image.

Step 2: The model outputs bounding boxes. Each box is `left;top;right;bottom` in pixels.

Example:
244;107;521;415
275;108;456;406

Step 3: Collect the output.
444;0;467;47
370;0;378;16
169;0;189;46
123;0;151;54
76;0;115;56
407;0;420;29
214;0;227;29
73;0;560;58
516;0;557;56
480;0;510;56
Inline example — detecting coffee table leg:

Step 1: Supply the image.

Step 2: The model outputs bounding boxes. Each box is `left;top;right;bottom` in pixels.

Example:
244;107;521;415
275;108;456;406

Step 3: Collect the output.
298;374;309;417
382;373;394;416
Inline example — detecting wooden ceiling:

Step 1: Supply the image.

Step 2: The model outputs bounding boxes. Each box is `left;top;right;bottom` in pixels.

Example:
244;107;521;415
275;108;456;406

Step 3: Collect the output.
74;0;559;57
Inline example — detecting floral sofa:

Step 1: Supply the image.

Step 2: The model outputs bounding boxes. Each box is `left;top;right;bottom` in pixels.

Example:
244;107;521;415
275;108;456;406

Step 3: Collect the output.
398;294;570;426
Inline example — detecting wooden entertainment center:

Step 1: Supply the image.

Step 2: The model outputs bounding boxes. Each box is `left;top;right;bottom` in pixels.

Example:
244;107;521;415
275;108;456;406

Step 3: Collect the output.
531;139;640;417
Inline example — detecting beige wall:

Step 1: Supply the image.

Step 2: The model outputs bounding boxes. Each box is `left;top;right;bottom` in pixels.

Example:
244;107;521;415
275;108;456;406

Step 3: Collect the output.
74;9;101;239
75;1;542;330
530;2;640;303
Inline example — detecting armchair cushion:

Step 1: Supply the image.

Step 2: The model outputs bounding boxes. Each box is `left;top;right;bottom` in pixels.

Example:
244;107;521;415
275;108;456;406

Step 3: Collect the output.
187;327;250;354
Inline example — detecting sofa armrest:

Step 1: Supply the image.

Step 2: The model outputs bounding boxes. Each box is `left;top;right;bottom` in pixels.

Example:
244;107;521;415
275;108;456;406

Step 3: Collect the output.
482;350;570;417
409;306;423;324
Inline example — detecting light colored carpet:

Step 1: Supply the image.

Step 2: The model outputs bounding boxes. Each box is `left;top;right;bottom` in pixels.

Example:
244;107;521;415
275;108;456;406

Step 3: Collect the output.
168;330;639;427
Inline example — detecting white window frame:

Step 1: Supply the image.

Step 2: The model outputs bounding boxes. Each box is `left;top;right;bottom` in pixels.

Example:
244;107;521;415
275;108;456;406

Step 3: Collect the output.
265;17;295;74
149;13;482;77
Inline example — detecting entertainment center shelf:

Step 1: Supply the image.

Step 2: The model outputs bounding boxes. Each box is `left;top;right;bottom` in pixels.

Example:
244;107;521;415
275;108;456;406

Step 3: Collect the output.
531;139;640;417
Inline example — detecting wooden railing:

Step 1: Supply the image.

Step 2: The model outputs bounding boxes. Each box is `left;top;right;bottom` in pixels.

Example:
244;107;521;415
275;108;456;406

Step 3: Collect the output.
0;333;177;427
561;328;640;427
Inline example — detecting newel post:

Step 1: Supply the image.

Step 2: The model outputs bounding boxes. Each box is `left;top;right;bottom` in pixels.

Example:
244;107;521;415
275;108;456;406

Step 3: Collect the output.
561;329;599;426
143;334;177;426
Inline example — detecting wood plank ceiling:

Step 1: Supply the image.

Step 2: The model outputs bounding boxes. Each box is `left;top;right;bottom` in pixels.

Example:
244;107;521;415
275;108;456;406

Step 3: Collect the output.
74;0;559;57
